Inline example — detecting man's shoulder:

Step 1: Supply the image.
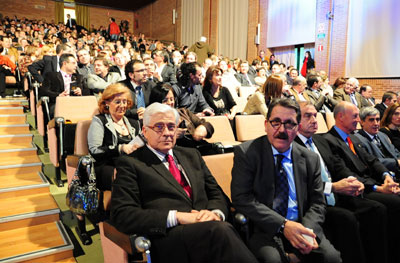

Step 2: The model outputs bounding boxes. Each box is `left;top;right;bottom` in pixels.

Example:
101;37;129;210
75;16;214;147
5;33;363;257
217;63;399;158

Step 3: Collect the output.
236;135;268;154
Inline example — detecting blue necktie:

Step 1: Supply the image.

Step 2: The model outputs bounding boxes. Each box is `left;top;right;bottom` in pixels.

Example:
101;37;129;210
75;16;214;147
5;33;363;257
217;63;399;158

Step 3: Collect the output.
307;138;335;206
273;154;289;217
136;86;145;108
350;93;358;106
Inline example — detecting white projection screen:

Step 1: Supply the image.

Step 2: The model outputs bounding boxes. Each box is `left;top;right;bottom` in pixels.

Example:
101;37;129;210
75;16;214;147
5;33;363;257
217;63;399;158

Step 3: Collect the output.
346;0;400;78
267;0;316;48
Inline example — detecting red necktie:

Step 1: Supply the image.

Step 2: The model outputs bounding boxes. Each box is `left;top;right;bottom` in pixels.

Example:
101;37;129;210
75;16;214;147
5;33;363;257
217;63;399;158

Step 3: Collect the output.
166;154;192;198
346;136;357;155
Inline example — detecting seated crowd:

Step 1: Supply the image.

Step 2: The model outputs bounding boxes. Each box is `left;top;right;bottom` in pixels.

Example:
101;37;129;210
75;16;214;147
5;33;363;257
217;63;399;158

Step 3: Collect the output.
3;15;400;263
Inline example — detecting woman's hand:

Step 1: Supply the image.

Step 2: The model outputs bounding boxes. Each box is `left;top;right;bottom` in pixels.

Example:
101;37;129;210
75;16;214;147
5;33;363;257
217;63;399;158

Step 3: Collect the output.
120;143;141;155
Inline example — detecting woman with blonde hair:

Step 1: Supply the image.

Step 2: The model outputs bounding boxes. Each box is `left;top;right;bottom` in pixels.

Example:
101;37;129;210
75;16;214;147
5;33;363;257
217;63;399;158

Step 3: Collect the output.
243;74;284;117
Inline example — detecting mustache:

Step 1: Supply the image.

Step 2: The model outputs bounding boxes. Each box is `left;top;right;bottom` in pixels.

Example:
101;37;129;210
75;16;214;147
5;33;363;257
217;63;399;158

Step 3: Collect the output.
275;132;288;139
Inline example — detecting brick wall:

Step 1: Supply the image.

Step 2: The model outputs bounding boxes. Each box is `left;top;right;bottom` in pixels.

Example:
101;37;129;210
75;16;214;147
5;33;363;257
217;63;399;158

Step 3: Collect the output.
0;0;55;23
89;7;134;33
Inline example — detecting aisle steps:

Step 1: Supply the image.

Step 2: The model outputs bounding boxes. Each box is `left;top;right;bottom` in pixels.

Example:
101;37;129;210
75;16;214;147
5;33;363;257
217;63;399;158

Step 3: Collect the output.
0;99;75;263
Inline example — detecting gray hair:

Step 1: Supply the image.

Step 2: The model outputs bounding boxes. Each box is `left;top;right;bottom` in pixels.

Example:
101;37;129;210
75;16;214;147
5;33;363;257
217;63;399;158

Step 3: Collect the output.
143;102;180;126
347;77;359;87
359;106;380;121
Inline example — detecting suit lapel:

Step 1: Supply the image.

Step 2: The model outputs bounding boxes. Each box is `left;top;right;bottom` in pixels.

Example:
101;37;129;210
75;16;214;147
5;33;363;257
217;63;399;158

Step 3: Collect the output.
142;146;192;203
378;132;397;159
173;148;197;201
56;72;65;92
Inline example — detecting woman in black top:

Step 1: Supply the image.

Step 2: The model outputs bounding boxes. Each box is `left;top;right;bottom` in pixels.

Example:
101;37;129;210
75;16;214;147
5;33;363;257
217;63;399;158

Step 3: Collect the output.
380;103;400;151
202;66;237;120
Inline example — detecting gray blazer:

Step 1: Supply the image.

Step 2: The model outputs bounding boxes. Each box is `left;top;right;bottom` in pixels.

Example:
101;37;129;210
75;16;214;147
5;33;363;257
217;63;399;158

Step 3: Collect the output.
88;114;138;163
86;72;121;94
355;130;400;172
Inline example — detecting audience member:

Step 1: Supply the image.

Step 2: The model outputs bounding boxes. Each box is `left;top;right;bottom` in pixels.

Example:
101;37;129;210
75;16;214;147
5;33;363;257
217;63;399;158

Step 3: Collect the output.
173;62;214;116
202;66;237;119
76;48;94;77
218;59;240;100
296;102;387;263
108;17;120;41
110;102;258;263
380;103;400;152
235;60;256;86
0;44;16;97
323;101;400;263
243;74;284;116
356;107;400;174
149;82;214;150
290;76;310;102
306;74;337;113
120;59;156;119
254;67;267;87
375;91;397;118
188;36;214;64
86;57;121;95
39;53;89;118
232;98;341;263
360;85;375;106
333;77;369;109
300;51;315;77
153;50;177;84
109;53;127;80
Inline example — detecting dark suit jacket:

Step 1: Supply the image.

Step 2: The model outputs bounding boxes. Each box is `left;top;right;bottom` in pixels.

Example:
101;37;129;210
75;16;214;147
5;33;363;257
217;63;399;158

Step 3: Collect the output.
375;103;387;118
323;127;388;192
355;130;400;172
231;136;326;241
65;18;77;29
28;55;58;83
160;63;178;85
110;145;229;236
235;73;256;86
306;88;337;112
119;78;156;119
39;71;89;103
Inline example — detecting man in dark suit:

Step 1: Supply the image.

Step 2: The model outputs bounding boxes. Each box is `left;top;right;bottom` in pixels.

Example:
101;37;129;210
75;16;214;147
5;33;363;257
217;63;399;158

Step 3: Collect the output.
28;43;72;83
356;106;400;174
119;59;156;119
235;61;256;86
305;74;338;113
110;103;257;263
360;85;375;106
296;101;387;263
153;50;177;85
65;14;77;29
375;91;398;118
324;101;400;263
231;98;341;263
39;53;90;118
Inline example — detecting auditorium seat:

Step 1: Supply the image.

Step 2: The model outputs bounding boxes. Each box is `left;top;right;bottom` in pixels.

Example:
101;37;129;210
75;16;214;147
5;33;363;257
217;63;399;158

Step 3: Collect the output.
235;96;248;113
235;114;265;142
316;112;328;134
203;153;234;199
201;116;241;146
325;112;335;130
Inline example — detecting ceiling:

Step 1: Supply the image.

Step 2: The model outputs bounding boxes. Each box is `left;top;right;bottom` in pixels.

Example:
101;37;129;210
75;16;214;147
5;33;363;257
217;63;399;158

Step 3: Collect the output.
74;0;156;11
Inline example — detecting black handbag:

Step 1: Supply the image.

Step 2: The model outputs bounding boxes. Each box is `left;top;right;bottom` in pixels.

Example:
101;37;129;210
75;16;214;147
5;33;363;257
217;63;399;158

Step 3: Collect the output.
66;155;100;215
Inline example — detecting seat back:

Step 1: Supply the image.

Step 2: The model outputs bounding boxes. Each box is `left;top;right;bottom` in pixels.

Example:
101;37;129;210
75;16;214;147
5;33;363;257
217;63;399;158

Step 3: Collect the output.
235;97;248;113
239;86;257;98
75;119;91;156
235;115;266;142
201;116;238;145
316;112;328;134
325;112;335;130
203;153;234;199
54;96;99;122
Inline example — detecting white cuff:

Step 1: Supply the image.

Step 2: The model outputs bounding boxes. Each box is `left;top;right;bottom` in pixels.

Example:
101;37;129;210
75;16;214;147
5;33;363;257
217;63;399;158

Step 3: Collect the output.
212;209;226;221
167;210;178;228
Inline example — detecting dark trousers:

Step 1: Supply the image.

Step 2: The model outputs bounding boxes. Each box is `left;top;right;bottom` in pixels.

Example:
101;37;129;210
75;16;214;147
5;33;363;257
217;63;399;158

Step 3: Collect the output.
365;192;400;263
325;195;387;263
151;221;257;263
0;66;13;97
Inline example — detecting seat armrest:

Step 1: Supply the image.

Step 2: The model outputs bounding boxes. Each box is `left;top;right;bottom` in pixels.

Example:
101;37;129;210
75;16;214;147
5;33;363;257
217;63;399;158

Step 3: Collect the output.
103;220;151;255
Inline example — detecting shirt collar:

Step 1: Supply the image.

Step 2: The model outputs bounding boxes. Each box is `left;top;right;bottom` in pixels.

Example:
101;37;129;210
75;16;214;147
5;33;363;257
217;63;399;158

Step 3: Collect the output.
363;130;376;140
297;133;311;145
146;144;173;162
333;125;348;142
59;69;71;78
271;144;292;161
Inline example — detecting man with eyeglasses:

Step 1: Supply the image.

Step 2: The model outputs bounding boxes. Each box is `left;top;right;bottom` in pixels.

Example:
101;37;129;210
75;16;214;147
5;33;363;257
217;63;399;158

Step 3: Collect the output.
232;98;341;263
111;103;258;263
333;77;369;109
120;59;156;119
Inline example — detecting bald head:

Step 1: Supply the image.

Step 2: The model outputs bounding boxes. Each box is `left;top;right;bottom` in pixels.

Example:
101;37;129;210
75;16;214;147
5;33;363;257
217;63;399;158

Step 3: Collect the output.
334;101;360;134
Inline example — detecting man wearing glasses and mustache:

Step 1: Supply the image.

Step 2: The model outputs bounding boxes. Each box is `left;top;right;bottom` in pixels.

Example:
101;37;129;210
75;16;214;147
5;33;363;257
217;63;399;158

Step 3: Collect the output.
110;102;257;263
232;98;341;263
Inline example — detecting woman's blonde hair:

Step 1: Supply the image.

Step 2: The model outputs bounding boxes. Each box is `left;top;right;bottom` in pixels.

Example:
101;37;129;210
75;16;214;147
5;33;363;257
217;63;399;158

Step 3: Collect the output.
98;83;133;114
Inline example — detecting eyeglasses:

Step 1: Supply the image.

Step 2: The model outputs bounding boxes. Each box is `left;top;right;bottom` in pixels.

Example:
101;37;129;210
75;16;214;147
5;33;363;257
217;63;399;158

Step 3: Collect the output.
268;119;298;130
147;122;177;133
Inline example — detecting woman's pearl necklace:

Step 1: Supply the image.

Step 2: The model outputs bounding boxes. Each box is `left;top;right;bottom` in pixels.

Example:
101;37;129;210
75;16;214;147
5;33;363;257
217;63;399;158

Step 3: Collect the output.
114;120;126;131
